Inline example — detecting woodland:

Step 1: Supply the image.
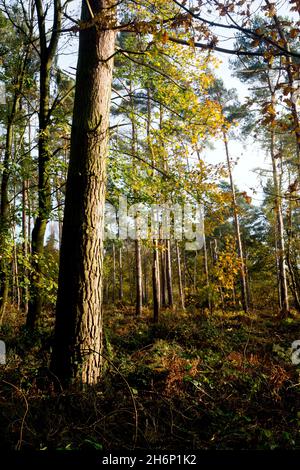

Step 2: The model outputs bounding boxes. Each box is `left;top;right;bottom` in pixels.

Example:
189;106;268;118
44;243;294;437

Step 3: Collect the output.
1;0;300;452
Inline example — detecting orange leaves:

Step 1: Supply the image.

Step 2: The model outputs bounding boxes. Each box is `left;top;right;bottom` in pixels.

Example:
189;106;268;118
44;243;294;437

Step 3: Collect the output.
161;31;168;44
240;191;252;204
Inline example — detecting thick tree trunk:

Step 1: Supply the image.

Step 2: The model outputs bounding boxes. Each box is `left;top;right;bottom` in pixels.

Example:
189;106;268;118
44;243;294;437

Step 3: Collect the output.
51;0;115;386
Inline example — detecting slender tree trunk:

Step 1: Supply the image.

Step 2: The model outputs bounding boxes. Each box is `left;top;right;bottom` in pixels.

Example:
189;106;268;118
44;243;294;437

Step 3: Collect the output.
55;174;64;247
160;247;167;307
135;239;143;315
143;251;148;305
51;0;116;386
27;0;61;329
203;229;212;312
22;176;29;314
176;241;185;310
0;120;13;320
118;246;123;301
130;77;143;317
152;239;160;323
193;251;197;292
270;123;289;317
223;133;248;313
165;239;174;307
112;242;116;304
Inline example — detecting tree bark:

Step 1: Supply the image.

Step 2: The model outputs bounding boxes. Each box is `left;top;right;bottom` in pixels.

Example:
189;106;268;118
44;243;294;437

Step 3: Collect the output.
51;0;115;386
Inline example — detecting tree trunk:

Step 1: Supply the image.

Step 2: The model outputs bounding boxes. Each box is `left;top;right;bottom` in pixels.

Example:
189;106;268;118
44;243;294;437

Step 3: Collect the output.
165;239;174;307
51;0;115;386
27;0;61;329
203;228;212;312
118;246;123;301
176;241;185;310
270;123;289;317
135;239;143;315
160;247;167;307
112;242;116;304
152;240;160;323
21;175;29;314
223;133;248;313
143;251;148;305
0;120;13;320
130;78;143;317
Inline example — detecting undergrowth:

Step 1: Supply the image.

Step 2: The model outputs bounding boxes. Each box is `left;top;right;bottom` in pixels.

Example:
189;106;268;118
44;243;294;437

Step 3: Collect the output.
0;307;300;450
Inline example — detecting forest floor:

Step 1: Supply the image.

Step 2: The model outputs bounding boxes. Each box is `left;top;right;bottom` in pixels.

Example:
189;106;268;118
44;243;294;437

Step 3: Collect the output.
0;306;300;450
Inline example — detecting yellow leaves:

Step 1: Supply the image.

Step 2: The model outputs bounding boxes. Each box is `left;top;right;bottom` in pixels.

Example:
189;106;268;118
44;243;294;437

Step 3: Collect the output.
214;236;241;293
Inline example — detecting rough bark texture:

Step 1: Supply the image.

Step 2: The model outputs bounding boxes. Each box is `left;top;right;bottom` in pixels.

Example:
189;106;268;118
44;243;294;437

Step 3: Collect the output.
51;0;115;385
